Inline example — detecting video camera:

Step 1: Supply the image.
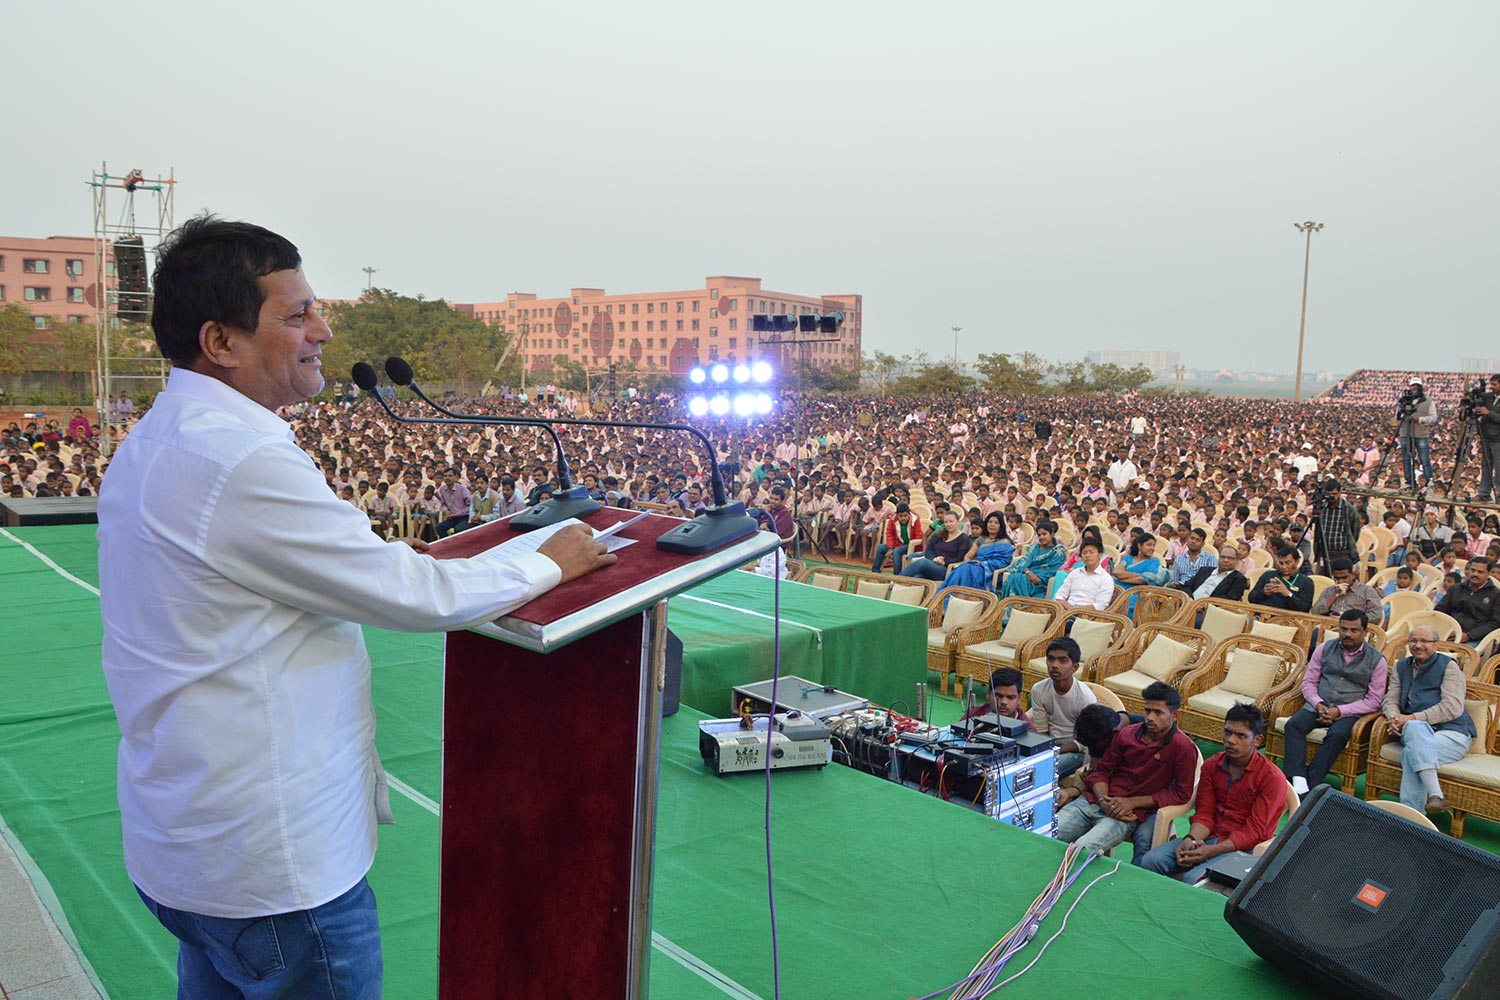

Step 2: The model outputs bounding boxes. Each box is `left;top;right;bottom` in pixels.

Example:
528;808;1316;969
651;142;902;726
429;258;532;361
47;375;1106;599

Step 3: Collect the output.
1396;387;1421;422
1459;379;1488;420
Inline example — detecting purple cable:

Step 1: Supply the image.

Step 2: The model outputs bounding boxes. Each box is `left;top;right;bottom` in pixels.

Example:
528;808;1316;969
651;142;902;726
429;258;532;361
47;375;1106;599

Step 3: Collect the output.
763;547;783;999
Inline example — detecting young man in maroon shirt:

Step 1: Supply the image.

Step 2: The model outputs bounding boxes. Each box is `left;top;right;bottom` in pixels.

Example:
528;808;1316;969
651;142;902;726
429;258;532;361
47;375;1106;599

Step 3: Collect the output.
960;667;1031;724
1055;681;1198;862
1138;703;1287;882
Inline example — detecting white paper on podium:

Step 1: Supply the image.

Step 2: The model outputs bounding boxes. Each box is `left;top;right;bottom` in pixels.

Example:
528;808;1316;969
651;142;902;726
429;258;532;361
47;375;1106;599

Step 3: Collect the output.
503;517;637;555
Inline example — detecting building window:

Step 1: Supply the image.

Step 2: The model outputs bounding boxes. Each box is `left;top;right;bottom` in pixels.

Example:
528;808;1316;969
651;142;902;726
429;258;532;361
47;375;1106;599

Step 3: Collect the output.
0;255;5;270
0;285;4;299
23;258;48;274
729;318;737;331
691;319;699;331
33;316;47;329
691;337;699;347
675;319;683;331
68;287;85;302
67;259;84;277
709;326;718;337
710;308;718;318
68;314;85;324
709;346;719;359
24;286;50;301
676;301;684;313
710;288;718;300
573;296;579;305
606;304;613;314
646;302;654;313
631;321;639;331
631;303;639;314
692;301;700;312
729;337;737;348
727;298;736;310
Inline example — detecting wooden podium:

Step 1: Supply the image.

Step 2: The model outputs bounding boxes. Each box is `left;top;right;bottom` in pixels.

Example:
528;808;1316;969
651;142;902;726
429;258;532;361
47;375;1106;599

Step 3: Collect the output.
428;509;778;999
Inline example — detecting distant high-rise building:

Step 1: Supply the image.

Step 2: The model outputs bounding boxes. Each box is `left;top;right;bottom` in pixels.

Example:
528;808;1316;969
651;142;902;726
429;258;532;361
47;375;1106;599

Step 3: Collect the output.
458;276;861;374
1462;357;1500;374
1087;349;1180;376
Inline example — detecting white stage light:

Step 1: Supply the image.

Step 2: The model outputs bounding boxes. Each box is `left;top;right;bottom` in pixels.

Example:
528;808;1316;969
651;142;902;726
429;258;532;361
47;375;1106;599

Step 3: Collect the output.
751;361;773;384
732;393;754;417
688;396;709;417
732;364;750;383
689;367;706;384
753;393;774;415
708;395;731;416
710;364;729;383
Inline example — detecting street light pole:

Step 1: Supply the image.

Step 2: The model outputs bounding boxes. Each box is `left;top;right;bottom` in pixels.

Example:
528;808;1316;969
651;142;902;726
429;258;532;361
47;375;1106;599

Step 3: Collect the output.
1292;221;1323;401
951;326;961;367
362;266;379;292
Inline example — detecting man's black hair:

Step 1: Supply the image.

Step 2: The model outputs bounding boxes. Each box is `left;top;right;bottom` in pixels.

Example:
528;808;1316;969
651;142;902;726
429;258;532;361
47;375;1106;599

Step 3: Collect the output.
1046;635;1082;664
988;667;1023;693
1141;680;1181;711
1339;608;1369;627
151;214;303;366
1225;701;1266;737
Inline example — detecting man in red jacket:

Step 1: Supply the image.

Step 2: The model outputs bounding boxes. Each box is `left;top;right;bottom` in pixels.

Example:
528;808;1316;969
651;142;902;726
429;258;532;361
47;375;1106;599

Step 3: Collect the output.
871;502;923;575
1138;703;1287;882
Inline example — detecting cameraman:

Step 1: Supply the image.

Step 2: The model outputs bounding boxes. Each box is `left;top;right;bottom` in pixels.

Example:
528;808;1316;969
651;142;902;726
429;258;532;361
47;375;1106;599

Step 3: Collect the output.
1476;374;1500;502
1311;478;1360;574
1398;376;1439;487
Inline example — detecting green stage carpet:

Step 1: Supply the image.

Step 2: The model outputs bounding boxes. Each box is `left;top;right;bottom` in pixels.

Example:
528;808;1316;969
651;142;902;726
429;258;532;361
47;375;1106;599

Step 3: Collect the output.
2;524;1466;998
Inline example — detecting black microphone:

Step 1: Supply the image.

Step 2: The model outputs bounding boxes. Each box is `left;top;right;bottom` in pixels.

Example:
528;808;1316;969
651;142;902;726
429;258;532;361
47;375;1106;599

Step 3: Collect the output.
387;356;758;555
350;363;600;531
382;358;600;530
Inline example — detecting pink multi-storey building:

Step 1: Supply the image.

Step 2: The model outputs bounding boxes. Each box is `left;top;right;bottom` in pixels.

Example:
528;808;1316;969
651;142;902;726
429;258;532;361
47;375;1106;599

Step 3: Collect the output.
462;275;861;374
0;236;104;329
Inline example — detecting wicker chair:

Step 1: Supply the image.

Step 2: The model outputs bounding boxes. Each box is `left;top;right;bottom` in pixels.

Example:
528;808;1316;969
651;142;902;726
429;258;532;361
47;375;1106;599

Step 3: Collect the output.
1107;585;1188;627
950;597;1065;698
1177;636;1307;743
1094;624;1215;715
923;587;1005;696
1366;680;1500;838
1015;608;1133;691
1263;647;1385;796
1173;598;1255;646
792;564;853;591
1486;655;1500;686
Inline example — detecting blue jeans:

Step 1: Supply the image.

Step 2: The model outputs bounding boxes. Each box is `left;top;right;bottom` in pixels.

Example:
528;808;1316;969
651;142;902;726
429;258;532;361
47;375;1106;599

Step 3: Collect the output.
1055;798;1157;863
136;877;381;1000
1402;436;1435;487
1398;721;1470;810
899;557;948;581
871;542;910;574
1139;835;1222;883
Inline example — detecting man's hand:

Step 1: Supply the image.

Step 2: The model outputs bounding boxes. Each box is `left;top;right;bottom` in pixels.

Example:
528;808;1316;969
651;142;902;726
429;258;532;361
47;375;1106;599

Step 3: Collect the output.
1177;838;1210;866
1389;713;1412;737
538;524;618;585
1316;702;1339;726
392;536;430;553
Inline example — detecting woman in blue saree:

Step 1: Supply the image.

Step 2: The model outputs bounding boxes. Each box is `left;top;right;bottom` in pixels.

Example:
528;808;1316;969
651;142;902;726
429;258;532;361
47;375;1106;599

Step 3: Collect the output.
999;519;1066;599
1112;533;1169;613
939;512;1014;594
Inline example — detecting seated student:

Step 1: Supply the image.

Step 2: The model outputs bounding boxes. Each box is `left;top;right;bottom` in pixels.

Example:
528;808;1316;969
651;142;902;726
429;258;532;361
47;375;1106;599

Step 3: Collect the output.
1138;703;1287;883
1310;557;1385;621
961;666;1032;723
1055;681;1198;862
1028;636;1097;778
1057;703;1135;808
1247;546;1315;612
1383;625;1476;812
1054;538;1116;610
1382;566;1419;600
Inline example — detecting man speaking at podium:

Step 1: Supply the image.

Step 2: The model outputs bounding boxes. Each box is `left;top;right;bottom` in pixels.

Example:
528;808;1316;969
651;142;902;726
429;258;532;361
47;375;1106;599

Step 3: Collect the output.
97;216;614;998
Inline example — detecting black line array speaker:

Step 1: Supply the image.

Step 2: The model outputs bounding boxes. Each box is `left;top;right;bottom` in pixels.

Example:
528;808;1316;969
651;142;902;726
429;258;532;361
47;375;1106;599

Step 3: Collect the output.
1226;783;1500;999
113;235;150;323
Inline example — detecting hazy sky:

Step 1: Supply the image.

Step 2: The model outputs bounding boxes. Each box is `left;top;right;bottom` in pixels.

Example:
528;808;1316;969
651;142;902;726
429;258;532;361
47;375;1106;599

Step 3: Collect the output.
6;1;1496;373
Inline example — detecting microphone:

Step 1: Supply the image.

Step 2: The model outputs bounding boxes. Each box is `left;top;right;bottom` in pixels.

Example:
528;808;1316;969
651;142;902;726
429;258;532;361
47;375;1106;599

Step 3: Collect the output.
349;363;600;531
381;357;600;530
386;356;758;555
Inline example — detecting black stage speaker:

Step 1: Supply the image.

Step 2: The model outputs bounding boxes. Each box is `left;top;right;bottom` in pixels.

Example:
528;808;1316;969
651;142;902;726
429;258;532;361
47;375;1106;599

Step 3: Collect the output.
1226;783;1500;999
113;235;150;323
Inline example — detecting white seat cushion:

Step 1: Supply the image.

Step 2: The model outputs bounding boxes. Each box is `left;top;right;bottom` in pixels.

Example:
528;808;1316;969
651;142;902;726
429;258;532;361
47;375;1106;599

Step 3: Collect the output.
1378;741;1401;764
1465;700;1491;756
1202;604;1249;646
1221;649;1284;698
1102;669;1157;698
963;639;1017;663
1027;655;1047;673
1070;617;1117;661
927;628;949;650
1134;635;1197;682
810;572;843;591
889;583;926;606
1437;754;1500;788
1187;685;1255;717
855;580;891;600
1273;715;1330;743
998;608;1050;646
1250;620;1298;644
941;596;986;631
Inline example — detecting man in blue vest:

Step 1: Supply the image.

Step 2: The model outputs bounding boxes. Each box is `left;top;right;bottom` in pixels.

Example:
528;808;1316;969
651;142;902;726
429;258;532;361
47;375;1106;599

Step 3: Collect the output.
1382;625;1477;812
1281;608;1388;796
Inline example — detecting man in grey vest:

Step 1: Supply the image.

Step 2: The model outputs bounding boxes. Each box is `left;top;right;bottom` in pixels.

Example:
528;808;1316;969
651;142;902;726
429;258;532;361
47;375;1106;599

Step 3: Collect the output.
1282;609;1388;796
1383;625;1477;812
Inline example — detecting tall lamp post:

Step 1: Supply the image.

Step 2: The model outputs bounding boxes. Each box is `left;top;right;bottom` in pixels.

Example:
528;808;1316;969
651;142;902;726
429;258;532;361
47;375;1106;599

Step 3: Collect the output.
362;266;379;291
951;325;961;367
1292;221;1323;401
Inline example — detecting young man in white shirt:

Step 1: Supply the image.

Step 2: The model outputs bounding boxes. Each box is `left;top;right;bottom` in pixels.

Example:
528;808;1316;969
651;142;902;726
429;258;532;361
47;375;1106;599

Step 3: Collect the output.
1055;538;1116;610
1029;636;1098;778
98;216;615;998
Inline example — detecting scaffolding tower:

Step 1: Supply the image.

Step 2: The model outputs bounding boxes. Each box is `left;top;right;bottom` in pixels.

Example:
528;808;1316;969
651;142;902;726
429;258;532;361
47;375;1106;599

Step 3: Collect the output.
89;163;176;456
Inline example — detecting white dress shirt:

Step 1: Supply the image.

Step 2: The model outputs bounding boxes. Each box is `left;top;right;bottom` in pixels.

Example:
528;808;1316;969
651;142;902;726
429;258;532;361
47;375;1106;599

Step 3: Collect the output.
1055;563;1116;610
98;369;560;918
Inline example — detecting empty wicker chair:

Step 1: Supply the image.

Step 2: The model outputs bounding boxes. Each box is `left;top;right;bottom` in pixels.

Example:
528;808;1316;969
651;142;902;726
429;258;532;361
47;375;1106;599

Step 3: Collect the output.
1094;624;1214;715
1177;635;1306;743
923;587;1004;696
951;597;1064;698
